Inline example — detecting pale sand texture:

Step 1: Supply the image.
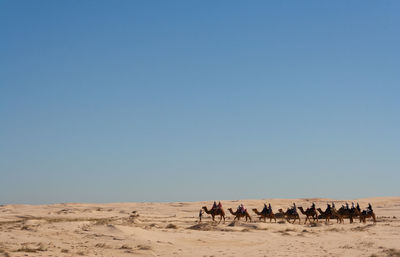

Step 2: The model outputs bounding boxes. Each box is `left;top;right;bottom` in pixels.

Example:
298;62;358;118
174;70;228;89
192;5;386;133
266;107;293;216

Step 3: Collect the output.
0;197;399;257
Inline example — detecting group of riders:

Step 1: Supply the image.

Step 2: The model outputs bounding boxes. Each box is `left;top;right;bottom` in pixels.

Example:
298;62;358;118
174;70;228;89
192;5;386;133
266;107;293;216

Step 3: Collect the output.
211;201;248;214
285;201;373;214
201;201;374;217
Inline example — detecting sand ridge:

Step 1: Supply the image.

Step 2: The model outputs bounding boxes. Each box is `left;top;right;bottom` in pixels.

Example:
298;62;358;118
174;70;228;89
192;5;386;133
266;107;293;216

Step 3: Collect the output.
0;197;399;256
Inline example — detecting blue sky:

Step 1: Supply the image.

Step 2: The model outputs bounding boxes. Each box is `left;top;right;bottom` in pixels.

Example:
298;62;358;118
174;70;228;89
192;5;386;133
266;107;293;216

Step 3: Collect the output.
1;1;399;204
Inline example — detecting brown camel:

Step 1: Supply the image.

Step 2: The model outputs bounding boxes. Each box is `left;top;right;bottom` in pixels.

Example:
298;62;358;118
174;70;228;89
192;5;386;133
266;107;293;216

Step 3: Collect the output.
202;206;225;224
228;208;252;222
316;206;343;223
278;208;301;224
317;208;332;223
297;206;318;224
338;206;360;223
359;205;376;223
252;208;276;223
331;206;344;224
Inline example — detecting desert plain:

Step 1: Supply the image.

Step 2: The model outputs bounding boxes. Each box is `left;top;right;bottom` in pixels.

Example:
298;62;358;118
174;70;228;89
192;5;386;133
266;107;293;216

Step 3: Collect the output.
0;197;399;257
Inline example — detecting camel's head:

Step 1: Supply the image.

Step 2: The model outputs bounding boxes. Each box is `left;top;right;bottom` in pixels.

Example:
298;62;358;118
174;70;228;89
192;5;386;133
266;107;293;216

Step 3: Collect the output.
278;208;284;213
202;206;207;210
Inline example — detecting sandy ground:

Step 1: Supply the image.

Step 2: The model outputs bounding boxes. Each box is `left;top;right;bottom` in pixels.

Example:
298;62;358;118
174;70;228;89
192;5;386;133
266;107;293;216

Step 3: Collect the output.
0;197;399;257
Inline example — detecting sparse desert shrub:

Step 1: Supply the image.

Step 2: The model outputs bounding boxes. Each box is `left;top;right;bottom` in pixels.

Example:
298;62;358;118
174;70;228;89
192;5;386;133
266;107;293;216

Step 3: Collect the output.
0;249;11;257
166;223;177;229
384;248;400;257
327;227;341;232
16;246;38;253
136;244;152;250
95;243;107;248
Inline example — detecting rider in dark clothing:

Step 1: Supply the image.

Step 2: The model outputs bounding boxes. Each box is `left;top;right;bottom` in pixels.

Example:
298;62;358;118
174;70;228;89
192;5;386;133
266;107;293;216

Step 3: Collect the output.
311;203;316;210
292;203;297;214
326;204;331;213
356;203;361;212
262;203;268;213
268;203;272;213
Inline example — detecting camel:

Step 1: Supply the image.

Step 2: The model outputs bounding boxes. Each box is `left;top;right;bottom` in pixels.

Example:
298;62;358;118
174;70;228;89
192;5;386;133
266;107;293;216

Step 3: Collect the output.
278;208;301;224
228;208;252;222
297;206;318;224
359;205;376;223
202;206;225;224
331;206;344;224
252;208;276;223
316;206;342;223
317;208;333;223
338;206;360;223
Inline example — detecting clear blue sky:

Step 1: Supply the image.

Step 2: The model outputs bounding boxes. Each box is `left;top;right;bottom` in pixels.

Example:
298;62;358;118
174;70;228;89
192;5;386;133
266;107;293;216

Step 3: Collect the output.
1;1;399;204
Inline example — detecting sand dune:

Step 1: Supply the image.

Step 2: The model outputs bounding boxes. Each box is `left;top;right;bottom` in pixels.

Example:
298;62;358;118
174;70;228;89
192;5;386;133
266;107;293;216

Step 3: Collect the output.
0;197;399;256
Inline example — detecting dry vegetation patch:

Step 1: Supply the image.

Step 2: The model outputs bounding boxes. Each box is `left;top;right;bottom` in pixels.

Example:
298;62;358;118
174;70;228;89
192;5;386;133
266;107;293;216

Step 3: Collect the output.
136;244;152;251
166;223;178;229
16;243;47;253
383;248;400;257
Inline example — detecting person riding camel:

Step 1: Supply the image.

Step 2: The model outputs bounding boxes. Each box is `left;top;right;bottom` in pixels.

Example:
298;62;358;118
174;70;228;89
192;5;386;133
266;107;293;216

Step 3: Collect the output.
367;203;373;213
351;202;355;209
240;204;246;214
291;203;297;214
218;201;222;209
326;203;331;213
332;202;335;209
356;203;361;212
262;203;268;213
268;203;272;213
212;201;217;210
347;202;350;209
237;204;245;214
311;203;316;210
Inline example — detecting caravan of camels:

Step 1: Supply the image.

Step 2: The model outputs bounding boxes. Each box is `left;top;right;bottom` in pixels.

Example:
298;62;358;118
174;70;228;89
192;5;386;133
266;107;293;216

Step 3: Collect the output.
200;201;376;224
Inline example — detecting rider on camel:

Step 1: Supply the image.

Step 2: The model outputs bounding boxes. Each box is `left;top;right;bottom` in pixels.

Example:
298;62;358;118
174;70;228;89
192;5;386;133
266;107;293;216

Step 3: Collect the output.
262;203;268;213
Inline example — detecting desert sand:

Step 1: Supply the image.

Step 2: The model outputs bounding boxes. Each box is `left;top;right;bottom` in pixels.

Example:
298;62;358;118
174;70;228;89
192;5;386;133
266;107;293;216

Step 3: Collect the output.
0;197;399;257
